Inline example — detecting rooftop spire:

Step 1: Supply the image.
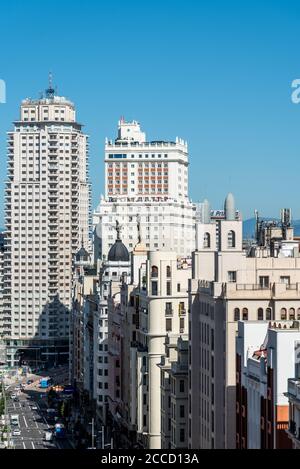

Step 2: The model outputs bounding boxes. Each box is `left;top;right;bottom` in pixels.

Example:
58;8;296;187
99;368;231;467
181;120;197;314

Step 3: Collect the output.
45;71;55;99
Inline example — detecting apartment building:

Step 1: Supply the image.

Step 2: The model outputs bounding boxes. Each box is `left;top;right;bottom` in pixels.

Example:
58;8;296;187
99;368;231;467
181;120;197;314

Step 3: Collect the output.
160;336;189;449
70;244;97;395
236;320;299;449
2;82;90;367
189;197;300;449
93;225;131;425
286;375;300;448
0;232;5;365
93;119;195;259
119;250;190;449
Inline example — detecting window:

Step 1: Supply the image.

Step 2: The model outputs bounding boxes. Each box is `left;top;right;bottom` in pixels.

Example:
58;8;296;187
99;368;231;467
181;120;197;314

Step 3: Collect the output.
180;428;185;443
166;318;172;331
289;308;295;320
228;271;237;283
259;276;269;288
151;281;158;296
165;303;172;315
179;380;185;393
204;232;211;248
177;283;181;292
297;308;300;320
234;308;240;321
280;276;290;285
227;230;236;248
151;265;158;278
266;308;272;320
166;281;171;296
180;405;185;418
257;308;264;320
166;266;171;277
180;317;185;333
242;308;248;321
280;308;287;320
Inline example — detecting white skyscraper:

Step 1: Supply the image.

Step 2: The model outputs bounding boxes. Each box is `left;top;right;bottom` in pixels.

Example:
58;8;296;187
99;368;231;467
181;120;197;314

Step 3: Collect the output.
93;119;196;259
1;81;90;367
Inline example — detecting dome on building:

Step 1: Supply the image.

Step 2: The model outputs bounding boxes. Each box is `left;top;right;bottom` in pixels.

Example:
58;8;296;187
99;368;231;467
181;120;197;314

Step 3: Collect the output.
76;246;90;263
224;193;235;221
108;239;129;262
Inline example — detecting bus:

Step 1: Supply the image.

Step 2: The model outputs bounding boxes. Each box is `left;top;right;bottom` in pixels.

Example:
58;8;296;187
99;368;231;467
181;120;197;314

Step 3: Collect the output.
39;377;53;389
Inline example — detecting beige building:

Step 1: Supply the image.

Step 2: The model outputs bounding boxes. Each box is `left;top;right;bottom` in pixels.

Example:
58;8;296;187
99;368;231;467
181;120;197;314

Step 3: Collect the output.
189;196;300;448
93;119;196;260
119;249;190;449
2;82;90;367
160;336;189;449
70;245;97;394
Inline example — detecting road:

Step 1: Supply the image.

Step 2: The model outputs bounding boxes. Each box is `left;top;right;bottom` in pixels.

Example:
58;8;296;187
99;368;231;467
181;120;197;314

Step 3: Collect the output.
6;366;74;449
7;391;54;449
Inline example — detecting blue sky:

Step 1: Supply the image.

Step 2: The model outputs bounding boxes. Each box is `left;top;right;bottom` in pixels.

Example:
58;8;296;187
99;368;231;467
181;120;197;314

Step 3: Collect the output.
0;0;300;224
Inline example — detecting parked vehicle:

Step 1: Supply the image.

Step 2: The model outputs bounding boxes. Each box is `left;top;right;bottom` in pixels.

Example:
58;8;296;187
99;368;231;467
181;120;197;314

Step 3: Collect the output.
54;423;66;439
10;415;19;426
44;431;53;442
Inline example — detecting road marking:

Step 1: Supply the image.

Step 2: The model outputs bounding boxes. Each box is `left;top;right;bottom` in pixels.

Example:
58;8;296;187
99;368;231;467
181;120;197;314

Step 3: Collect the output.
23;415;28;428
31;441;35;449
23;442;26;449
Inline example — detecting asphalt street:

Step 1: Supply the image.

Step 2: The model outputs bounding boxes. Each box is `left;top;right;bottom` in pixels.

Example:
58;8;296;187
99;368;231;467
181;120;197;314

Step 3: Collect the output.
6;365;74;449
7;391;54;449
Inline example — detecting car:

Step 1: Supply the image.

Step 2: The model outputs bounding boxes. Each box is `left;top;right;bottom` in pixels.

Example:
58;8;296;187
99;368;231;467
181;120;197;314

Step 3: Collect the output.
31;406;38;411
26;380;33;385
13;397;19;402
11;394;16;399
12;430;21;436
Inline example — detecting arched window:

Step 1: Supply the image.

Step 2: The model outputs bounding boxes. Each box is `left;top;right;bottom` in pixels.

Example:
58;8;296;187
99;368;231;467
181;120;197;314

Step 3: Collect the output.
204;232;211;249
151;266;158;278
289;308;295;320
257;308;264;320
242;308;248;321
234;308;240;321
166;266;171;277
297;308;300;320
266;308;272;321
280;308;287;320
228;230;236;248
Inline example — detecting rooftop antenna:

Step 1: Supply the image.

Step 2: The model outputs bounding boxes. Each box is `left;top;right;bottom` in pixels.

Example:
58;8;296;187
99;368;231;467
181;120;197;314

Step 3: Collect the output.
254;209;259;242
45;71;55;99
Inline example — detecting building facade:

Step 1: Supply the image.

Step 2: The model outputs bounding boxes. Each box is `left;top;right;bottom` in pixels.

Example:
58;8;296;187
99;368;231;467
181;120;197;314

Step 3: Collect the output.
93;119;195;259
2;83;90;367
119;250;190;449
189;197;300;449
236;320;299;449
93;227;131;425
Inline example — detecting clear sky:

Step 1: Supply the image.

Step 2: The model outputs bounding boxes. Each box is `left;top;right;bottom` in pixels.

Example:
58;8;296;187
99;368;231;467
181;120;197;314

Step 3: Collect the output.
0;0;300;225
